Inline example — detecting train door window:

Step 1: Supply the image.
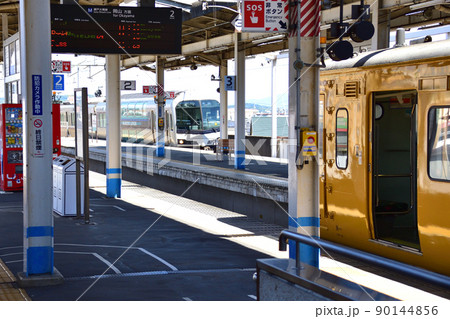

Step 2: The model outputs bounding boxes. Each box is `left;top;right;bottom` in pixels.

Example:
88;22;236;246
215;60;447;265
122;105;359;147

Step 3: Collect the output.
428;106;450;181
336;109;348;169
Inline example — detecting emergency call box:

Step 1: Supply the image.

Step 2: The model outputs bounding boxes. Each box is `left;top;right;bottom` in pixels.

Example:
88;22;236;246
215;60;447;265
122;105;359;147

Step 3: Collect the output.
302;130;318;157
0;104;23;191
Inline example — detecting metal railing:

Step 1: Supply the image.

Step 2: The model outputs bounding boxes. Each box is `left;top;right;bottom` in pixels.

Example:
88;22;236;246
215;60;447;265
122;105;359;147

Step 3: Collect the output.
279;230;450;290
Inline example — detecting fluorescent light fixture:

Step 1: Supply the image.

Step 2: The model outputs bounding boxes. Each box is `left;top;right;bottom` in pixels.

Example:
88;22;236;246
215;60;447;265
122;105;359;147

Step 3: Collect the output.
252;34;285;45
410;0;447;10
203;46;228;53
166;55;185;62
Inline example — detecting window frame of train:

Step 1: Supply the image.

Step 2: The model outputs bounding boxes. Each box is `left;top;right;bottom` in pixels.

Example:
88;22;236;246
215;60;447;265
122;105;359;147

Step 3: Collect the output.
335;108;349;169
427;106;450;182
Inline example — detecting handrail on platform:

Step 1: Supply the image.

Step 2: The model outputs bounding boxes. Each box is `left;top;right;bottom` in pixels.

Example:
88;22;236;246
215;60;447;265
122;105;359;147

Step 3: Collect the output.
279;230;450;290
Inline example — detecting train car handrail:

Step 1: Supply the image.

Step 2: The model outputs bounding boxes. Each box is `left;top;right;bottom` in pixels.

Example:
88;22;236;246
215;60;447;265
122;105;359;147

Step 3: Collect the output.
279;230;450;290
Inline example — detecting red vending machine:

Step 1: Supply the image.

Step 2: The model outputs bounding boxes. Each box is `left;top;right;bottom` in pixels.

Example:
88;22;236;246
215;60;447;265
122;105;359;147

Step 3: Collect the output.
0;104;23;191
0;104;61;191
52;103;61;158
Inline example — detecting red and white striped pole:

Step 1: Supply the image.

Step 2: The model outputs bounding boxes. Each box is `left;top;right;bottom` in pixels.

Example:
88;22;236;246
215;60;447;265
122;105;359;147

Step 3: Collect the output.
287;0;321;268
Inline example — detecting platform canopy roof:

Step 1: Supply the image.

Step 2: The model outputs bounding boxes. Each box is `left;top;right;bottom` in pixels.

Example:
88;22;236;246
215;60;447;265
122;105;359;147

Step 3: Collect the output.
0;0;449;70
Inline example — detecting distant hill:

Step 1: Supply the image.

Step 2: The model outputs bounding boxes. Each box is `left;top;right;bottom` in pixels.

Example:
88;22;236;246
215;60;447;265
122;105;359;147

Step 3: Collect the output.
228;95;288;113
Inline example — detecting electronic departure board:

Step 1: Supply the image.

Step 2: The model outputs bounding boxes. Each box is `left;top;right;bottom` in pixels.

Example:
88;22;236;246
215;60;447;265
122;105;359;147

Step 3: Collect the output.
51;4;182;55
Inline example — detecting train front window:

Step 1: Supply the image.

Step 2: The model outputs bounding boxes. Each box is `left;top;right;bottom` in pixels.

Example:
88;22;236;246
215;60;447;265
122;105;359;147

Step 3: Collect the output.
176;100;202;131
336;109;348;169
201;100;220;130
428;106;450;181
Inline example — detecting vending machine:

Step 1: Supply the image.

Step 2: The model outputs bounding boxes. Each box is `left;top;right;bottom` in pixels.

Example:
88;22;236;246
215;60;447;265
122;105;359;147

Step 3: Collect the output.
0;104;61;191
0;104;23;191
52;103;61;159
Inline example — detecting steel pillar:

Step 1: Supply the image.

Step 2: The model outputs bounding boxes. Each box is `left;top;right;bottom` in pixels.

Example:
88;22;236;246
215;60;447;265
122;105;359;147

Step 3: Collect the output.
271;57;278;158
287;0;320;267
219;62;228;140
106;55;122;198
234;33;245;169
18;0;62;284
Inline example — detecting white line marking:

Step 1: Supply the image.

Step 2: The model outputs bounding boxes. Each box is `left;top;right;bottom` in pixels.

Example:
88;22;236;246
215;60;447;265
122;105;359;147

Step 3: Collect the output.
4;260;23;264
54;244;178;272
248;295;257;300
113;205;126;212
93;253;121;274
138;247;178;271
56;243;132;249
182;297;192;301
55;250;121;274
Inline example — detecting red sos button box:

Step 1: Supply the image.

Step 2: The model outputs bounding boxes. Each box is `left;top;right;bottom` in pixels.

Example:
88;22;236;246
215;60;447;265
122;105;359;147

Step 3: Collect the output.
243;0;265;29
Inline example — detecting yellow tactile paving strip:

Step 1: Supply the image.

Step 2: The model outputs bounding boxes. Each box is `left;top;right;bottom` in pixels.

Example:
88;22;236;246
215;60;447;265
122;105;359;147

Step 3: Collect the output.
0;259;30;301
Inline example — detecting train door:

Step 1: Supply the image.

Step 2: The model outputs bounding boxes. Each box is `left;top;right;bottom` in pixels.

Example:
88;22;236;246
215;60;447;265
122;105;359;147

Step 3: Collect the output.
370;90;420;250
322;94;368;242
417;89;450;260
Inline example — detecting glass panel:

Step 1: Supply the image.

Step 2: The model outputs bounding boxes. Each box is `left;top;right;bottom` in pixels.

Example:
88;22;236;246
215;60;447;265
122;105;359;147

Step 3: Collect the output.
15;40;20;74
176;100;202;131
4;45;9;77
336;108;348;169
200;99;220;130
428;107;450;181
9;43;16;75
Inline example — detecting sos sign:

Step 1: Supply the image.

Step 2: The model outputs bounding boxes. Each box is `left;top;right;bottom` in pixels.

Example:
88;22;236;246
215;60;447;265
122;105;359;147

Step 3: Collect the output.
243;0;265;29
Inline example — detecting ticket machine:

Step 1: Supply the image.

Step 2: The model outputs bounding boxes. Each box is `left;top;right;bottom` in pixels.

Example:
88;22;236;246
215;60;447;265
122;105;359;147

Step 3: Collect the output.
0;103;61;191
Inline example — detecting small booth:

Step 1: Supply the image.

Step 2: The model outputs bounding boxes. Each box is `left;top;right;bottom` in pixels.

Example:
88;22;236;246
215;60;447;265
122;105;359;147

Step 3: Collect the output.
53;155;84;216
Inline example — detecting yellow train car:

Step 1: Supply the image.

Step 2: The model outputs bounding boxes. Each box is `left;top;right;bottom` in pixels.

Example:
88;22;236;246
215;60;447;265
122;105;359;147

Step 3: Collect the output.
319;39;450;276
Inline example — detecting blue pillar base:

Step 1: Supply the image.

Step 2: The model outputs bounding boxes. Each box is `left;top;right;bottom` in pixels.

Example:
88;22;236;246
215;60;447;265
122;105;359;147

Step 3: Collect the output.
234;151;245;169
289;240;320;268
156;146;165;157
107;177;121;198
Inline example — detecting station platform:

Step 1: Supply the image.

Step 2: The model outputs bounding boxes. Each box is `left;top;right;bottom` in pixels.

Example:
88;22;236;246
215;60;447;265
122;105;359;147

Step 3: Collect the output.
1;170;448;301
61;137;289;226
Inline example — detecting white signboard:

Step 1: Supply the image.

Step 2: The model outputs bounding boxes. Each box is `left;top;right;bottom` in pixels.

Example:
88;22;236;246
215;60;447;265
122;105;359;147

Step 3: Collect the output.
120;80;136;90
52;60;71;73
143;85;158;94
232;13;242;32
241;0;288;32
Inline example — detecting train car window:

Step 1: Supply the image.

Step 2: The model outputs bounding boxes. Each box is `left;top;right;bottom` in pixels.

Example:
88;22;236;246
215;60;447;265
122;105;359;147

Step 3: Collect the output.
176;100;202;131
336;108;348;169
428;106;450;181
200;100;220;130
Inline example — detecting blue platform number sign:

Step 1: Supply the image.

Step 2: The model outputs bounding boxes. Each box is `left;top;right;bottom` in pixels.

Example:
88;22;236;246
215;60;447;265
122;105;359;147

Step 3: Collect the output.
224;76;236;91
53;74;64;91
32;75;42;115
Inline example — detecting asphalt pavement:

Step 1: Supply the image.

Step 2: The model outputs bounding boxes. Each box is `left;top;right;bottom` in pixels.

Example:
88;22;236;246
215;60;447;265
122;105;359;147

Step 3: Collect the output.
0;171;286;301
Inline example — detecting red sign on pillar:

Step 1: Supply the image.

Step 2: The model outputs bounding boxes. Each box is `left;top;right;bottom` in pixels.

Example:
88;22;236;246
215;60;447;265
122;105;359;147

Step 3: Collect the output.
62;61;71;72
243;0;265;30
